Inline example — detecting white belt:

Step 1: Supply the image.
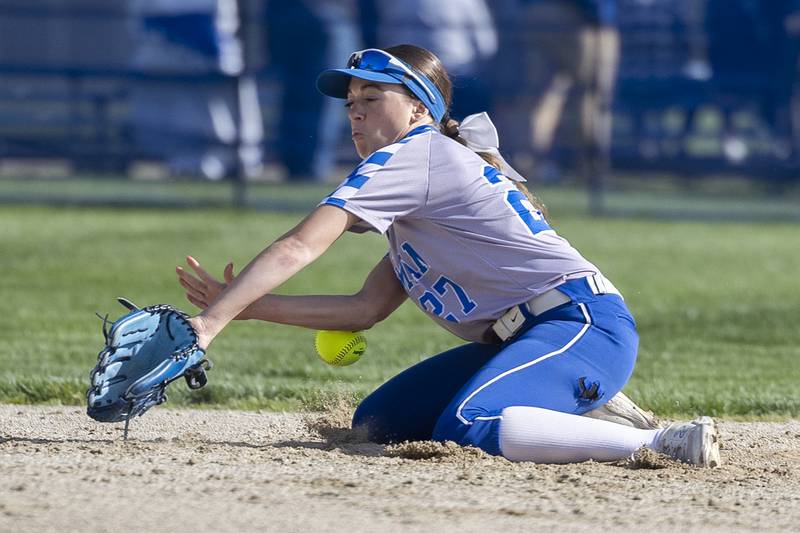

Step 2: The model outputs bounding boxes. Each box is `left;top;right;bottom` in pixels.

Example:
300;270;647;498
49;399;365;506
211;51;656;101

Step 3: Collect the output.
491;273;622;342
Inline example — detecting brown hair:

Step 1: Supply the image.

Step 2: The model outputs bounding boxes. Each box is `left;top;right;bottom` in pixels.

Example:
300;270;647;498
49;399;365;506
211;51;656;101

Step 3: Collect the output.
384;44;547;217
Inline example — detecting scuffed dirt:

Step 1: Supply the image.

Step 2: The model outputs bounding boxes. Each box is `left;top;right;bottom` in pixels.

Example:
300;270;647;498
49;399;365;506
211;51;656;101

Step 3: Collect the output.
302;391;370;449
384;440;495;461
1;404;798;532
625;446;686;470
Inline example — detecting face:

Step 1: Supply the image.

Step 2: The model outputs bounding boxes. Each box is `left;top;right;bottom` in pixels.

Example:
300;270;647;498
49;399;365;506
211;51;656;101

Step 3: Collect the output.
346;78;431;158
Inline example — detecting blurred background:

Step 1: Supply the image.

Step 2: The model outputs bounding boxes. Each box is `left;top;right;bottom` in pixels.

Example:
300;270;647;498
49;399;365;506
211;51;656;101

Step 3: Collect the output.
1;0;800;218
1;0;799;414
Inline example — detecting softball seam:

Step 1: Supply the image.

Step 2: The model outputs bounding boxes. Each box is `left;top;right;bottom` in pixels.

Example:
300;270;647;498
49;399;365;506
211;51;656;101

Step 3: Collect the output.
333;334;367;365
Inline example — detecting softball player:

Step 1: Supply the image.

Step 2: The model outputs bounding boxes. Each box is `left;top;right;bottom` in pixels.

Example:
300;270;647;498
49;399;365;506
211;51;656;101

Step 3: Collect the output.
177;45;720;466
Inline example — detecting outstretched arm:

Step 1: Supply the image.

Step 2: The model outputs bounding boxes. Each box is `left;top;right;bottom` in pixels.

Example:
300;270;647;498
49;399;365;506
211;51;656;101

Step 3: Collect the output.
244;255;407;330
179;206;408;347
187;205;357;348
178;254;407;331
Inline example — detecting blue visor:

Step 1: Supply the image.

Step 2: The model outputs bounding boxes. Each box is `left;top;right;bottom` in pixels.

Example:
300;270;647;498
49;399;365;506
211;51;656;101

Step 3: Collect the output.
316;48;446;123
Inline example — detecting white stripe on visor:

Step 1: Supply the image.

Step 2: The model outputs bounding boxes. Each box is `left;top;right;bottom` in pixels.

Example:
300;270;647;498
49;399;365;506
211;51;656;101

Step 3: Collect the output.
347;48;438;105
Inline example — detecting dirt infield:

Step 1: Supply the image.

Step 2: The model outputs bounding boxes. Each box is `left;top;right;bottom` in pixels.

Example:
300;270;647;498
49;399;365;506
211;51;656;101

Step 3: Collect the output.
1;404;798;533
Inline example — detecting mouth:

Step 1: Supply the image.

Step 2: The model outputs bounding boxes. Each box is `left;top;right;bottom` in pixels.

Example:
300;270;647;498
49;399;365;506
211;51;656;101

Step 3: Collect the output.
351;132;363;139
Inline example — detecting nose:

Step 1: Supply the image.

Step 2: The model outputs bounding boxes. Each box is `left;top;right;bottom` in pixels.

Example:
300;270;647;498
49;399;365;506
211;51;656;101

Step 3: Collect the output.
348;102;364;122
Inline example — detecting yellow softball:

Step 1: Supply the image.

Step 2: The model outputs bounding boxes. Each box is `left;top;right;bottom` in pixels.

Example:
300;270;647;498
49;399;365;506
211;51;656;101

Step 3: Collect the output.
314;330;367;367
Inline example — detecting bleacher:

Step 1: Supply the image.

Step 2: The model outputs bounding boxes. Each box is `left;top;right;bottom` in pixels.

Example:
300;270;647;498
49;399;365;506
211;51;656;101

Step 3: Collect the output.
0;0;798;179
612;0;797;178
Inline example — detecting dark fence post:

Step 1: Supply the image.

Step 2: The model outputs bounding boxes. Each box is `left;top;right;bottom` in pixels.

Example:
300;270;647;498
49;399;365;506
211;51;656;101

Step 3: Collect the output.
231;0;248;208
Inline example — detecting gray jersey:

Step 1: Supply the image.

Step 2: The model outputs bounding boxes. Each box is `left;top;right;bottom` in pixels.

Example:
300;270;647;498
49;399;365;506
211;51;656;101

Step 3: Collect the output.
320;125;599;343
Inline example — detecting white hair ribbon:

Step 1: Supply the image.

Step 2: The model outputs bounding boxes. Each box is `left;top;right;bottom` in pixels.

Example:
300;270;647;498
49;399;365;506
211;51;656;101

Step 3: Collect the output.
457;112;527;183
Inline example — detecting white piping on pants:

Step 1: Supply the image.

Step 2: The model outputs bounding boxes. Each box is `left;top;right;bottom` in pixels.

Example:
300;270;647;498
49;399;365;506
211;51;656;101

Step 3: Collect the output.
455;303;592;425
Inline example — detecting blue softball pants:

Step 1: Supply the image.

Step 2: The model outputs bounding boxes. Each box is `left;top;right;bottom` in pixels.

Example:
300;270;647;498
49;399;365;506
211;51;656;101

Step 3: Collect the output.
352;276;639;456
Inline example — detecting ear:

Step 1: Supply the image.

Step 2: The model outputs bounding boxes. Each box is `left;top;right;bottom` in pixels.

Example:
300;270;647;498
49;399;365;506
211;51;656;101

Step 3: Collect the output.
410;100;429;122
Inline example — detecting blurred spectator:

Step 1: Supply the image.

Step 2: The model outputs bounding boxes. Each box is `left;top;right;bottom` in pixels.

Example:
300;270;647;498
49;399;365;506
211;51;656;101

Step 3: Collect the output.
783;1;800;160
266;0;359;182
357;0;380;49
519;0;619;192
130;0;263;180
706;0;795;163
374;0;498;119
760;0;798;161
680;0;712;81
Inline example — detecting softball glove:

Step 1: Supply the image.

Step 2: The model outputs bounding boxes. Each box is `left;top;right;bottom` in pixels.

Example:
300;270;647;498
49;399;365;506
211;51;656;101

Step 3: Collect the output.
87;298;212;437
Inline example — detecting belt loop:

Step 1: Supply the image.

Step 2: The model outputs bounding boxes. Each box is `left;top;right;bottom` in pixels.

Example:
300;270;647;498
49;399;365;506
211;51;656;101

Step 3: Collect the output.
593;274;607;295
586;274;599;295
519;301;535;321
588;273;623;299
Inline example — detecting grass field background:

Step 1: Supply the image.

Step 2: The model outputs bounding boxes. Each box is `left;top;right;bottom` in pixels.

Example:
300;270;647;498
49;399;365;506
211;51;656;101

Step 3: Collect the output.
1;182;798;419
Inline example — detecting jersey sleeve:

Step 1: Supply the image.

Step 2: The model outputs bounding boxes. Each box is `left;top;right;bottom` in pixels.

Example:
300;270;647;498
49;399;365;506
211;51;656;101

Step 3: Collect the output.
318;135;431;234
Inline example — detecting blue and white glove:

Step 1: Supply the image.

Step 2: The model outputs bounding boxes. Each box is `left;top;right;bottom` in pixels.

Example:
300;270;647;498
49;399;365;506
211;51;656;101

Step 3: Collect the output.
87;298;212;437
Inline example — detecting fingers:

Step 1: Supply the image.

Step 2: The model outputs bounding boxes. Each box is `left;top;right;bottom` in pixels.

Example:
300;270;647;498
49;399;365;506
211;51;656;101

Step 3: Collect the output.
186;292;208;310
176;266;207;295
186;255;218;285
224;262;235;284
176;256;234;311
177;272;204;298
177;271;208;309
175;258;210;309
176;260;210;310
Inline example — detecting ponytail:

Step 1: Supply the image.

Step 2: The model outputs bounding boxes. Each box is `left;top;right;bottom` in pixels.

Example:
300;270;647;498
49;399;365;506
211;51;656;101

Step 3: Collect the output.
382;44;548;218
439;115;548;218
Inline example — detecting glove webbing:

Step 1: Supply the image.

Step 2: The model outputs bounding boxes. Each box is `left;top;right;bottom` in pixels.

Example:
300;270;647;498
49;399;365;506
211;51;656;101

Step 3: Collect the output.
143;305;201;362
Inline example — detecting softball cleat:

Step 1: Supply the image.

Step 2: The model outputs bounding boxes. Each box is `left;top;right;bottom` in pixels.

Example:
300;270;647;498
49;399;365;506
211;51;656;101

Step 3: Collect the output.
652;416;721;467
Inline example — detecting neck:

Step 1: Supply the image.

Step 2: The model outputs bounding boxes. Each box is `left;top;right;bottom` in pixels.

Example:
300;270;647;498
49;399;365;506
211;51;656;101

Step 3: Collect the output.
398;118;436;140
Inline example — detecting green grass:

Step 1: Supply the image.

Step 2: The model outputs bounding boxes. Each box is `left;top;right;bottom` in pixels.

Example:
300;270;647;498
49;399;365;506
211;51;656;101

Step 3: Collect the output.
1;186;798;418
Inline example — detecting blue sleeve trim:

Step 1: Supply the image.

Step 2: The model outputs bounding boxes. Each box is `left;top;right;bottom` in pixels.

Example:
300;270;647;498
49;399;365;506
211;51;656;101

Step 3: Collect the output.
344;174;370;189
404;124;436;139
323;197;347;208
364;151;393;166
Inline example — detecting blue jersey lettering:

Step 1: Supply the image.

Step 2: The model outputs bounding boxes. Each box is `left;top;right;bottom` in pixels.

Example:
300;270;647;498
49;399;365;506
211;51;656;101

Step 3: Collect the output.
506;189;551;235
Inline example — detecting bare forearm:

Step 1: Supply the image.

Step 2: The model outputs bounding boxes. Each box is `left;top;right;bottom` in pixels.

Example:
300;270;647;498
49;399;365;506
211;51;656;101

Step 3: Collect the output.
180;206;360;349
199;238;318;338
242;293;382;331
241;254;407;331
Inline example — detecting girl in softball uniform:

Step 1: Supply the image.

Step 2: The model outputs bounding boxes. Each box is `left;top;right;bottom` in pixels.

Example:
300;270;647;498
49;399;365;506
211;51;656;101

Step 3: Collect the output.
177;45;719;466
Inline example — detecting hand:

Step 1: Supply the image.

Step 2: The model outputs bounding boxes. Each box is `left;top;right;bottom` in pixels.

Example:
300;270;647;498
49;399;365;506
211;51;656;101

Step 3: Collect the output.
187;315;214;351
176;256;236;313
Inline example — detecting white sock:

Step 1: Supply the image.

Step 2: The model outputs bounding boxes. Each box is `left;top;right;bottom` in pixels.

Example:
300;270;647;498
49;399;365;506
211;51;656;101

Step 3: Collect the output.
498;406;661;463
